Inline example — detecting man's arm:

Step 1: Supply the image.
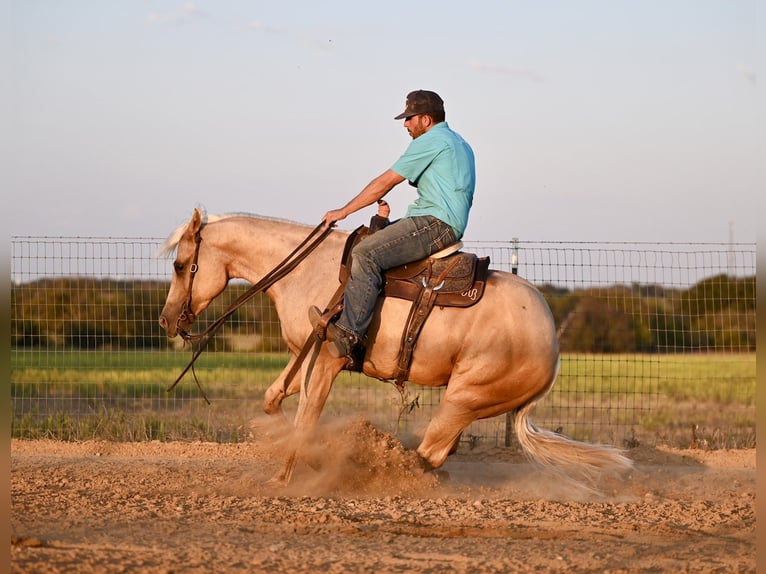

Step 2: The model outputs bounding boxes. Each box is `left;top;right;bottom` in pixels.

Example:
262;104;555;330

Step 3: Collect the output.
321;169;405;229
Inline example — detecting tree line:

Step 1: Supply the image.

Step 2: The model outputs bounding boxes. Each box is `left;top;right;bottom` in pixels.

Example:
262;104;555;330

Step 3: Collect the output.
11;274;755;353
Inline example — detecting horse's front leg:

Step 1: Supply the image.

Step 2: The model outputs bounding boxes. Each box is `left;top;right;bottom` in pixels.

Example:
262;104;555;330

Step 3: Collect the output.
270;351;345;485
262;352;304;418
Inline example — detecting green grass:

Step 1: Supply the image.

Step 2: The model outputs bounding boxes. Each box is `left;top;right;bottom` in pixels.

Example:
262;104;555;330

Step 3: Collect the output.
10;349;755;448
531;353;755;447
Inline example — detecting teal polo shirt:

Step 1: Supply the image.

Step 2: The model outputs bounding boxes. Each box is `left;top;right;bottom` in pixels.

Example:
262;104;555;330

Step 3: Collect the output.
391;122;476;239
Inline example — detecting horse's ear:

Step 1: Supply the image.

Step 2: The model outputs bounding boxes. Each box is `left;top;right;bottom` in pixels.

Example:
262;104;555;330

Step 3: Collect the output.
189;208;203;235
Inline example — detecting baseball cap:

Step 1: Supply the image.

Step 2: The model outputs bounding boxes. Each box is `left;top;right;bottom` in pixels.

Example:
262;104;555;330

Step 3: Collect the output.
394;90;444;120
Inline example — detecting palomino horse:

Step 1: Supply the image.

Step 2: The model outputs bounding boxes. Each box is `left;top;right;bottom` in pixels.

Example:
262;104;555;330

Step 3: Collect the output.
159;209;632;484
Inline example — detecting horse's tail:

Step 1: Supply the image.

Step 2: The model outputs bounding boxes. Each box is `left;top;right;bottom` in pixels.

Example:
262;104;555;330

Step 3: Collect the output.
513;400;634;479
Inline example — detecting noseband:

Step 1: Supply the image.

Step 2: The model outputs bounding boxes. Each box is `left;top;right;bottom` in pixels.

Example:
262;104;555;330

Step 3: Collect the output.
177;227;203;340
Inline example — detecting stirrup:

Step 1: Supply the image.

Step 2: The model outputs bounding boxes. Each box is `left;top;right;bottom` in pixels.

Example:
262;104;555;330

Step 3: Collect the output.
328;333;358;360
309;304;343;341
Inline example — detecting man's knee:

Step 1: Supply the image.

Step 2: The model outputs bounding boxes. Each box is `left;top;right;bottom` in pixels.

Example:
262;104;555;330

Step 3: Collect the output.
351;242;380;274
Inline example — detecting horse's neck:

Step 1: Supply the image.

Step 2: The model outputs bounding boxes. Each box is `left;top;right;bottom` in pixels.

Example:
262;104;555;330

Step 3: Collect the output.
216;219;309;276
213;217;347;328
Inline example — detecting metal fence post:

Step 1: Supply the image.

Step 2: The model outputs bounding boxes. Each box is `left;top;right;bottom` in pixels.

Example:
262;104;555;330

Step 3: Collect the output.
505;237;520;448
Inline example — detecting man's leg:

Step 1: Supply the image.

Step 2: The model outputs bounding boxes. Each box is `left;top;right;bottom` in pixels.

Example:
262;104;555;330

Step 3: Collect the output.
334;215;456;346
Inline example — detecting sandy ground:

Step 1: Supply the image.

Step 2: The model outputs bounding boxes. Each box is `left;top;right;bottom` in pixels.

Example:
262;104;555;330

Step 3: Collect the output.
11;417;755;573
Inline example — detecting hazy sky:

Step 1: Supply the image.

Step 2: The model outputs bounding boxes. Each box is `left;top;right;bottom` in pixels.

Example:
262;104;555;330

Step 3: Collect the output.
4;1;761;244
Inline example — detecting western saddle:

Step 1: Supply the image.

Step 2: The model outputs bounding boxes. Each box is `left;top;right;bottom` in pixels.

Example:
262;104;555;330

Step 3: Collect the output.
314;222;490;387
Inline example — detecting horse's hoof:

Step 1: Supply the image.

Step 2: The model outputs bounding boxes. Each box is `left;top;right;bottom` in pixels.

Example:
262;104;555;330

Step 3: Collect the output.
266;454;297;487
264;475;288;488
432;469;450;482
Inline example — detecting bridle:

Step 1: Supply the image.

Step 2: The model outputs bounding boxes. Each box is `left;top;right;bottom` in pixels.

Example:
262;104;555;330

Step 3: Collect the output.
167;221;334;400
177;227;203;341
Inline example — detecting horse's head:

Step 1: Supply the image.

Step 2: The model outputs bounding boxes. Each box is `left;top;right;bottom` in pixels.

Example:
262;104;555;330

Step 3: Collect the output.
158;208;229;339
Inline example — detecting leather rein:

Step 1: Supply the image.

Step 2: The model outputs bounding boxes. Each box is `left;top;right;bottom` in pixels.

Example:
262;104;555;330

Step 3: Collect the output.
167;222;334;402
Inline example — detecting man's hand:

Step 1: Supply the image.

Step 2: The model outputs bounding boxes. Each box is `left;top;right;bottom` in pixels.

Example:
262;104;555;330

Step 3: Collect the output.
376;199;390;219
321;209;347;230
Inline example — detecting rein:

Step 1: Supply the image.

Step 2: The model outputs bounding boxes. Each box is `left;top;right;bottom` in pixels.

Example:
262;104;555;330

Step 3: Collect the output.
167;222;334;401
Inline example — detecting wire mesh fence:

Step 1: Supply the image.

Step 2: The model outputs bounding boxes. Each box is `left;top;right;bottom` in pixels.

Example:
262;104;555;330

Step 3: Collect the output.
10;236;756;450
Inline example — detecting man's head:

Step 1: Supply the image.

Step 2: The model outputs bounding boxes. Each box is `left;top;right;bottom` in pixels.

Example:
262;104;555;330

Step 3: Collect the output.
395;90;445;139
394;90;445;122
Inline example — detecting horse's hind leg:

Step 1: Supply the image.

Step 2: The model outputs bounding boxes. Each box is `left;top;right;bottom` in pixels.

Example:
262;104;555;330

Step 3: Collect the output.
415;396;478;471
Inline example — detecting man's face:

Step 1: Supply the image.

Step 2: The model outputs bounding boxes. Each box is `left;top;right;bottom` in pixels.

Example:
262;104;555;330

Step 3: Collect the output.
404;114;428;139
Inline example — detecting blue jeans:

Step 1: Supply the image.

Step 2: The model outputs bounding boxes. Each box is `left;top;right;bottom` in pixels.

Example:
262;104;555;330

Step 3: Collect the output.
336;215;457;339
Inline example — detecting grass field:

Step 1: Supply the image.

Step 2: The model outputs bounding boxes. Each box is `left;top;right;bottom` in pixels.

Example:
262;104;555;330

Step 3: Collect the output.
10;349;755;450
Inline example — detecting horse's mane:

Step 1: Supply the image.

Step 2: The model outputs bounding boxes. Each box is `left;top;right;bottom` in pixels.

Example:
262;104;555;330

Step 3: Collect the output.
156;210;313;258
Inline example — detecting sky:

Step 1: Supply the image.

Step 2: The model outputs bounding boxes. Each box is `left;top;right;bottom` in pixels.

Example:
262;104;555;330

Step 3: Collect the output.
3;1;762;245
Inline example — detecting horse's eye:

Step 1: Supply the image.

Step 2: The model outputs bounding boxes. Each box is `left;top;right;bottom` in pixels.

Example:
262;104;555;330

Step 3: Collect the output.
174;261;185;273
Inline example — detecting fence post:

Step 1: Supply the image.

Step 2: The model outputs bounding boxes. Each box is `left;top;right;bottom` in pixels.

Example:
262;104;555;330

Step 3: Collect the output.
505;237;520;448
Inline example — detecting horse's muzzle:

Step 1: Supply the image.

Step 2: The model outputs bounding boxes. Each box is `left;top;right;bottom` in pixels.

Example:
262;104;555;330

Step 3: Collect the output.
159;307;196;340
158;314;175;337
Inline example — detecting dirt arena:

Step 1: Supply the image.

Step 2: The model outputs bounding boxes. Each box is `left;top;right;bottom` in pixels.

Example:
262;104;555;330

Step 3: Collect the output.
11;417;755;573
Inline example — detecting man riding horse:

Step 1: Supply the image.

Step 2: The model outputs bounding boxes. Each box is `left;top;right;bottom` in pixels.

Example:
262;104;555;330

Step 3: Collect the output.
159;92;631;484
311;90;476;364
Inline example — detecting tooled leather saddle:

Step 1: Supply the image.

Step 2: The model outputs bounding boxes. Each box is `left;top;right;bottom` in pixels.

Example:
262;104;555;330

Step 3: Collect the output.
329;223;490;385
